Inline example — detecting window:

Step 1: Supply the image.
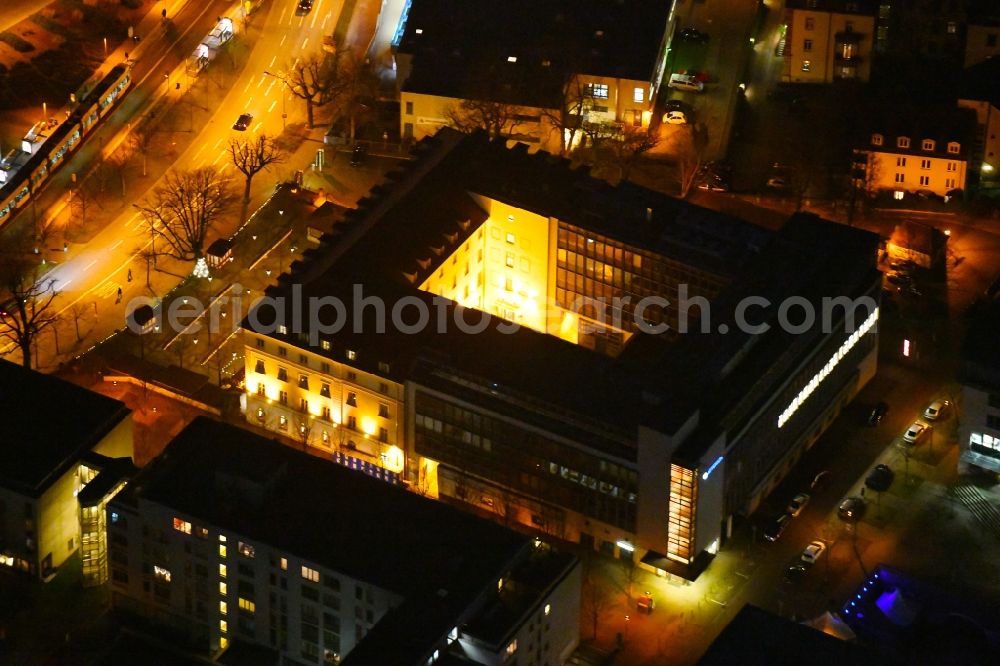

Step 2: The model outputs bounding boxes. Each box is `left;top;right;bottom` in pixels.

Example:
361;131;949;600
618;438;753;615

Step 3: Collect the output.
505;252;515;268
173;518;192;534
946;178;956;189
845;20;854;32
895;157;906;167
254;360;265;375
801;60;811;72
239;542;255;558
279;415;288;430
405;101;413;115
220;600;228;615
299;354;308;365
321;340;331;351
219;543;227;558
947;142;960;154
280;557;288;571
587;83;609;99
321;362;330;374
346;371;356;382
279;391;288;405
379;382;389;394
277;367;288;382
633;87;644;103
947;162;956;172
803;39;812;52
544;603;551;616
919;175;930;186
506;232;516;244
897;137;910;149
947;21;956;34
154;565;172;582
346;392;357;407
505;277;513;291
506;640;518;656
920;159;931;169
298;374;310;390
277;325;287;334
805;17;814;30
921;139;934;151
379;427;388;443
895;173;905;183
220;563;227;578
239;598;256;613
220;581;227;595
255;338;265;349
346;350;356;361
378;403;390;418
378;361;390;374
871;134;883;146
302;566;320;582
320;383;331;398
348;415;357;430
894;190;904;200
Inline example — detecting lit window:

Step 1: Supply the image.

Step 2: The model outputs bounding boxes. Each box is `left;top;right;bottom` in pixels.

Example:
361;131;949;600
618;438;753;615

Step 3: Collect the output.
504;277;513;291
280;557;288;571
302;565;320;582
947;142;959;154
922;139;935;151
346;350;357;360
633;87;644;103
219;564;227;578
219;582;227;595
507;55;517;62
871;134;883;146
506;640;518;656
278;324;288;334
801;60;811;71
505;232;515;244
897;137;910;149
220;619;228;633
321;340;331;350
544;603;551;616
219;544;227;557
505;252;515;268
279;415;288;430
894;190;904;200
173;518;192;534
220;600;228;615
239;542;255;558
238;597;256;613
588;83;609;99
154;565;172;582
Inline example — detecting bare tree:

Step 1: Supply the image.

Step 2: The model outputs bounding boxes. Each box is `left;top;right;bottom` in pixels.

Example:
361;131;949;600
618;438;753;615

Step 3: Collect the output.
70;301;90;342
329;50;379;141
229;135;285;202
585;123;660;184
541;73;588;155
285;53;340;128
446;97;530;141
134;168;233;266
0;238;59;369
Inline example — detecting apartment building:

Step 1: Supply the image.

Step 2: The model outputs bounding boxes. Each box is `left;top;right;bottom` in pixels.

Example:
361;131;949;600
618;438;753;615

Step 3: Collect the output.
959;56;1000;190
241;129;881;581
392;0;671;152
855;106;978;199
0;360;133;581
108;417;580;665
959;299;1000;475
784;0;877;83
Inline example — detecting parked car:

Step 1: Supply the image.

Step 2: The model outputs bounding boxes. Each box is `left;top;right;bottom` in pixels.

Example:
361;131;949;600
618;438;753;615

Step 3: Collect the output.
697;175;730;192
637;591;655;613
668;73;704;93
763;513;791;542
800;540;827;564
766;175;791;190
810;470;831;491
787;493;810;518
838;496;866;522
350;142;367;166
664;110;688;125
888;258;916;273
867;401;888;426
923;400;948;421
784;563;808;583
886;272;912;287
232;113;253;131
865;464;894;493
903;420;929;443
679;28;710;42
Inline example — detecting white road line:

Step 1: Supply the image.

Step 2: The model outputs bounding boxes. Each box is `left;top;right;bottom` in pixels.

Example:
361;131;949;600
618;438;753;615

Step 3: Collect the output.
213;152;225;165
268;100;277;113
194;144;207;158
84;260;97;272
60;279;73;289
214;138;224;150
110;239;123;250
252;121;263;134
322;14;330;29
246;96;253;107
279;8;287;23
265;80;276;95
311;7;321;29
269;55;277;68
279;34;286;47
302;38;309;50
244;79;253;93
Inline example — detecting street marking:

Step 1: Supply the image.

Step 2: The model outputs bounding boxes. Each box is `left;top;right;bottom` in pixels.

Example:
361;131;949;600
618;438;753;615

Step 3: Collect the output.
246;96;253;107
252;121;263;134
279;8;287;23
194;144;207;158
213;152;225;165
268;100;277;113
279;35;286;47
61;278;73;289
302;38;309;50
322;14;330;30
214;137;224;150
244;79;253;93
84;260;97;272
110;239;123;250
269;55;277;69
311;7;321;29
265;80;276;96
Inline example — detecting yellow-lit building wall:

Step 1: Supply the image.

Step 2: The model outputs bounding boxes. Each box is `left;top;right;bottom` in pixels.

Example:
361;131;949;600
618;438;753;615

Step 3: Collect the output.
866;149;968;198
786;10;873;84
243;331;406;474
574;74;653;130
419;225;488;311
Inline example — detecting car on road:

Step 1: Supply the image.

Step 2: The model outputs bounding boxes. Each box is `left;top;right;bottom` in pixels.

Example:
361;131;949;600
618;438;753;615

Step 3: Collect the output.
350;143;368;166
865;464;894;493
800;540;827;564
903;420;929;443
784;563;808;583
810;470;831;491
668;73;704;93
867;401;889;426
232;113;253;131
763;513;791;542
679;27;710;42
664;110;688;125
296;0;314;15
766;175;791;190
838;496;866;522
787;493;810;518
924;400;948;421
697;175;730;192
886;272;913;287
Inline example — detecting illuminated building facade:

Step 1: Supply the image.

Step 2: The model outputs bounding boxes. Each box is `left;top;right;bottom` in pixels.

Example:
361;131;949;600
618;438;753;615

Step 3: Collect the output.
783;0;876;83
243;129;881;580
959;56;1000;190
393;0;671;150
108;418;580;665
0;360;133;581
959;299;1000;474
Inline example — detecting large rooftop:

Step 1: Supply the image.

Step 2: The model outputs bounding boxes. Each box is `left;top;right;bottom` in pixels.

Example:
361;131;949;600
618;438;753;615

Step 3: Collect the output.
0;360;131;496
397;0;671;104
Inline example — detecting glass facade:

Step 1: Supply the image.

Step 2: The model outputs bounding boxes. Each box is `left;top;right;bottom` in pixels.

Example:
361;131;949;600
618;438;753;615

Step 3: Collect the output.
414;391;638;531
667;464;696;563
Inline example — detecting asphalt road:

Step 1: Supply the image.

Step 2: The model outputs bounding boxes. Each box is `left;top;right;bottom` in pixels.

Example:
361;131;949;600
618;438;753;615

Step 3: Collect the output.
0;0;53;35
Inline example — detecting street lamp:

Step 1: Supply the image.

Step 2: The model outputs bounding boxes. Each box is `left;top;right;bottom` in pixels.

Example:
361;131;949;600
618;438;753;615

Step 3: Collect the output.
263;70;287;130
103;37;108;59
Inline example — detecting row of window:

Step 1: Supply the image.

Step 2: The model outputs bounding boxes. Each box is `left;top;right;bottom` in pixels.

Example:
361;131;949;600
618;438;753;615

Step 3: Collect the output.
892;173;959;189
872;134;960;153
255;336;391;376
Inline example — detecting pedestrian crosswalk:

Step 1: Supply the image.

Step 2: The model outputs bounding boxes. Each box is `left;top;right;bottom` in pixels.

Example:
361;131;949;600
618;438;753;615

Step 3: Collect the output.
95;281;121;300
949;485;1000;539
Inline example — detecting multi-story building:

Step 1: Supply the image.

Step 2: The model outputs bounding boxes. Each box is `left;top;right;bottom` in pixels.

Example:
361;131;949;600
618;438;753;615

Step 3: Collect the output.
959;299;1000;474
108;417;580;665
959;56;1000;190
392;0;672;152
0;360;133;581
243;129;881;581
855;106;978;199
783;0;877;83
964;20;1000;66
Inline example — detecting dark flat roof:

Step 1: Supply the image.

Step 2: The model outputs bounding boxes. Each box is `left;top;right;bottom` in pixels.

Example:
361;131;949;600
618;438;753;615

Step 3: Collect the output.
960;55;1000;109
398;0;671;102
0;360;131;496
129;417;529;601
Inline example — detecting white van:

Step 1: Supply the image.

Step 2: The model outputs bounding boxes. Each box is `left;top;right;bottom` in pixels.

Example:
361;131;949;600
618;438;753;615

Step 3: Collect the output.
668;73;704;93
